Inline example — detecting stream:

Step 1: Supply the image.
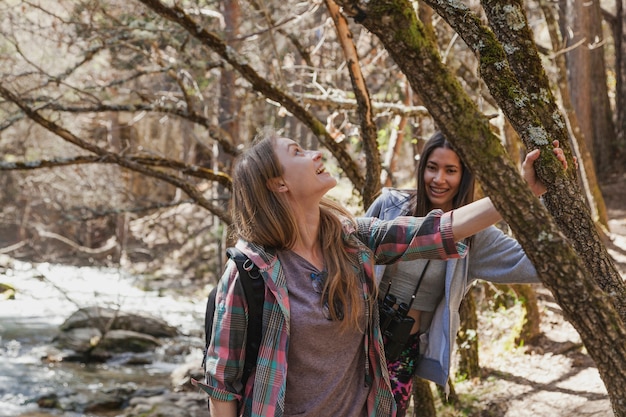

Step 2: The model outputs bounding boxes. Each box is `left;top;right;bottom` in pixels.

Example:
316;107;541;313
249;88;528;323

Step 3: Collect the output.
0;257;207;416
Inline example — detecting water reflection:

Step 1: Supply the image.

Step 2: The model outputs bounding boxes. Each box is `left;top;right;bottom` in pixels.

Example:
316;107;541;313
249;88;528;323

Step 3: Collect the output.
0;259;205;416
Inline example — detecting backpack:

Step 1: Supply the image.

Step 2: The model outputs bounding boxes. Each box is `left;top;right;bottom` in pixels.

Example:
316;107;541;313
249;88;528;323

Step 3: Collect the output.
202;247;265;387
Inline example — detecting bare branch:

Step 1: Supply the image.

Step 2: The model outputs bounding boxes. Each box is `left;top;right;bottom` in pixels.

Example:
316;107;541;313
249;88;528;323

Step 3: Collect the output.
325;0;380;207
136;0;365;193
36;227;119;255
0;240;28;254
0;84;232;223
0;154;232;189
18;102;242;156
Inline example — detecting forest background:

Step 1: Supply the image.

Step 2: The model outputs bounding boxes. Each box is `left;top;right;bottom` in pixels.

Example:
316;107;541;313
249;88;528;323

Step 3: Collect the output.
1;0;626;415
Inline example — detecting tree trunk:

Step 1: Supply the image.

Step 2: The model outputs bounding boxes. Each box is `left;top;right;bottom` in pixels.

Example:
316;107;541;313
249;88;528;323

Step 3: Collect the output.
411;377;437;417
616;1;626;167
216;0;241;257
218;0;241;162
437;379;459;407
538;0;610;232
381;114;409;187
334;1;626;414
514;284;542;345
560;0;616;179
457;291;480;379
104;112;126;264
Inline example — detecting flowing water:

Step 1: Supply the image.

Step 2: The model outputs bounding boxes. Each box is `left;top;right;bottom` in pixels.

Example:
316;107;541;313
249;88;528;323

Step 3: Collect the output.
0;259;206;416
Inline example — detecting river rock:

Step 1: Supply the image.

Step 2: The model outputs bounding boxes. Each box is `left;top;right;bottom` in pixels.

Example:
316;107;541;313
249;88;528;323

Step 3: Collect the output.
54;306;179;362
54;327;102;353
121;391;207;417
60;306;179;338
54;328;162;362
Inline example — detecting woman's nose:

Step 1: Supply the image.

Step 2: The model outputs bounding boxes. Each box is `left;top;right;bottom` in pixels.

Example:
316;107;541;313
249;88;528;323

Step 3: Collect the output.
310;150;322;160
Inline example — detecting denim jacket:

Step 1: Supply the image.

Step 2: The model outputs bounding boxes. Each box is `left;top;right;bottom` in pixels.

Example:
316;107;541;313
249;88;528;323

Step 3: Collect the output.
366;188;539;387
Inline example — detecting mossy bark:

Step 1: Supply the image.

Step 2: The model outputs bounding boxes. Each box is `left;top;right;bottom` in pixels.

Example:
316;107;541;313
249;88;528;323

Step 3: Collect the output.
334;0;626;413
411;377;437;417
457;291;480;379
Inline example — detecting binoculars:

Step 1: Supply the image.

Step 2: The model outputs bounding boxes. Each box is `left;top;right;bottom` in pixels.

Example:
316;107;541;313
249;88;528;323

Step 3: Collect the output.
378;294;415;362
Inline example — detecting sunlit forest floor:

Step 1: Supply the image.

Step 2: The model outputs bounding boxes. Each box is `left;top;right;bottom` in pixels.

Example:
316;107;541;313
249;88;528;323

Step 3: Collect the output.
418;173;626;417
435;285;612;417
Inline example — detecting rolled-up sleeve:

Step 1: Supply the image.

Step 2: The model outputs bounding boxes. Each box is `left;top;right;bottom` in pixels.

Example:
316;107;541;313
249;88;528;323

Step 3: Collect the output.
357;209;467;265
195;262;247;402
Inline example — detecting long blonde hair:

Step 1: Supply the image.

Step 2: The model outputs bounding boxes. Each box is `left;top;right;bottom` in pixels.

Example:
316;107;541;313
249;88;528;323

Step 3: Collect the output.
231;130;373;331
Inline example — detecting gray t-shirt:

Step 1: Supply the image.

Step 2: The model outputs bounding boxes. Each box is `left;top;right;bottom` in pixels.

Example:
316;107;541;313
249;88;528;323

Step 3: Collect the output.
279;250;368;417
380;258;446;312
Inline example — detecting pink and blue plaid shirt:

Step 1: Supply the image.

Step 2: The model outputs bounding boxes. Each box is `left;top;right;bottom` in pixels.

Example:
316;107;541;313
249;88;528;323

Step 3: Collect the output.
197;209;466;417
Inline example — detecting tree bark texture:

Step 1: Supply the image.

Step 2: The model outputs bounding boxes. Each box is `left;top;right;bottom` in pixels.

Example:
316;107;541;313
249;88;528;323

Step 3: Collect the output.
560;0;616;178
411;377;437;417
538;0;610;231
334;1;626;413
457;291;480;379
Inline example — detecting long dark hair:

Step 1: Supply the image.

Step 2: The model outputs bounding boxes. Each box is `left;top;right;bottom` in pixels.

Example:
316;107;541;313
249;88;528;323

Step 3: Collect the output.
410;131;476;217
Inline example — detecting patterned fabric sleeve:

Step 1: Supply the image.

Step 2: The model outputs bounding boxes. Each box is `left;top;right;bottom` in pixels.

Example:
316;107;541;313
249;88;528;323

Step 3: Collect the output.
357;209;467;265
196;261;247;402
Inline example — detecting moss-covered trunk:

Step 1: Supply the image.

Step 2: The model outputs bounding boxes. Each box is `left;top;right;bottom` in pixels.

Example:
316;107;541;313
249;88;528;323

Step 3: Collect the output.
334;0;626;413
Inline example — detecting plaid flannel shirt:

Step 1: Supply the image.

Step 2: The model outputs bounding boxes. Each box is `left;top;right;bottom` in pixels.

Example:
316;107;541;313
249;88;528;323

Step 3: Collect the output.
197;209;466;417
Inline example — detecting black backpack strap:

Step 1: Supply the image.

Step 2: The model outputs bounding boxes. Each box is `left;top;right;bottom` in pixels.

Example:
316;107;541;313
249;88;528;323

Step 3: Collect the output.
226;247;265;385
202;286;218;371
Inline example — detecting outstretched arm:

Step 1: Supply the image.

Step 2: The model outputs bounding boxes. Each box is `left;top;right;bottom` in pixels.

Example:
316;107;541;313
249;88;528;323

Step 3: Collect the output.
450;197;502;241
451;141;566;241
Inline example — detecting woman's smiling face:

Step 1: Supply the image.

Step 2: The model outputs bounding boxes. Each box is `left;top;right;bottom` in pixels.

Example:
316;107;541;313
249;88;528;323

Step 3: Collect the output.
423;147;462;212
272;137;337;199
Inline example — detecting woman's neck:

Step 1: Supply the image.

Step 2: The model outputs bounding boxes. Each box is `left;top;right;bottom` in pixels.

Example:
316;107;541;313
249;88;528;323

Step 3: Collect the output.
291;212;324;270
286;198;325;268
291;241;324;271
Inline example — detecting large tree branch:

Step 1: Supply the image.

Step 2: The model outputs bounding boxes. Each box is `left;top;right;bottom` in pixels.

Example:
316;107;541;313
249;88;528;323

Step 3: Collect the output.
137;0;366;193
0;155;232;189
334;1;626;411
485;0;625;315
420;0;626;320
325;0;381;207
0;84;231;223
